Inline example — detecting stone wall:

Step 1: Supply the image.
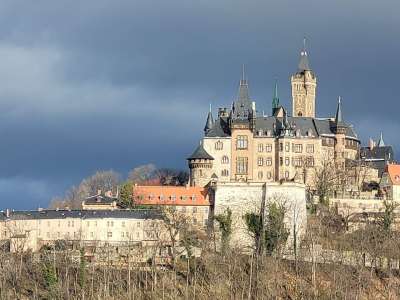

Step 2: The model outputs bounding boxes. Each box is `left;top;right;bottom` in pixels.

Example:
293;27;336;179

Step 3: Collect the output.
213;181;307;251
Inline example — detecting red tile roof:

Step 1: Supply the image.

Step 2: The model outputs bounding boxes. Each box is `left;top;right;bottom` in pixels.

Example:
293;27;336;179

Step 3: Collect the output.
133;185;210;206
387;164;400;185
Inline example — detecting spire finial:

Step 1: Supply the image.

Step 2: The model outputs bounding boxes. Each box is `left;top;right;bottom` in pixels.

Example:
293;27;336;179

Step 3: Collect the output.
209;102;212;113
242;64;246;81
303;37;307;54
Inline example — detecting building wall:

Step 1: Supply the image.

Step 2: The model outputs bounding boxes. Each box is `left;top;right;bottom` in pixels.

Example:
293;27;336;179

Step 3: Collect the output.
252;136;276;182
213;182;307;251
202;137;231;181
0;216;159;252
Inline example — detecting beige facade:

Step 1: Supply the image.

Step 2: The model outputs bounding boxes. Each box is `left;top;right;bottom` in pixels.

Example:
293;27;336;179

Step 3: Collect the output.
188;45;367;193
0;210;163;253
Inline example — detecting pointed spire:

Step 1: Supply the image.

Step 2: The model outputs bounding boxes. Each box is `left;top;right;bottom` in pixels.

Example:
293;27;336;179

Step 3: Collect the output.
378;132;385;147
298;37;311;71
238;64;250;102
272;79;280;109
204;105;214;134
335;96;347;130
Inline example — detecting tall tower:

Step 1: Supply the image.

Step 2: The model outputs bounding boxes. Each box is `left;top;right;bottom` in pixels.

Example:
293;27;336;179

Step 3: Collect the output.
291;39;317;118
333;97;347;167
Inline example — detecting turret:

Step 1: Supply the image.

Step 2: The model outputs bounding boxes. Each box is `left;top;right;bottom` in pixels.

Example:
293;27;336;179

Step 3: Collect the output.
187;143;214;187
272;80;280;115
204;105;214;134
333;97;347;165
291;39;317;118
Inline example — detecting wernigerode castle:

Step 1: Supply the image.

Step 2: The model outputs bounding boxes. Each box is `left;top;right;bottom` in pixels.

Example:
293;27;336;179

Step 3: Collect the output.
188;43;372;192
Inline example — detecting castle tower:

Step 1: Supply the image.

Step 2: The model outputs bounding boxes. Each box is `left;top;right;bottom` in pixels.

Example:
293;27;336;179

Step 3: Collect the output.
333;97;347;167
291;39;317;118
187;143;214;187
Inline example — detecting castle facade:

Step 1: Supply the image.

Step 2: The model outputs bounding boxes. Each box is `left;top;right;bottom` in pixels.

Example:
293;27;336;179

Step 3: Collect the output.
188;45;361;189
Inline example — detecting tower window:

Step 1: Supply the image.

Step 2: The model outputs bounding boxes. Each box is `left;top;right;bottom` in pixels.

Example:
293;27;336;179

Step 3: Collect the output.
257;157;263;166
236;136;248;149
215;141;223;150
221;156;229;164
258;143;264;152
221;169;229;177
265;157;272;166
265;144;272;152
236;157;248;174
297;112;303;117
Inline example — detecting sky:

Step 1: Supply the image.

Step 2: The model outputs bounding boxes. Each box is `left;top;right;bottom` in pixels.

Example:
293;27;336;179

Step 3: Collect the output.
0;0;399;209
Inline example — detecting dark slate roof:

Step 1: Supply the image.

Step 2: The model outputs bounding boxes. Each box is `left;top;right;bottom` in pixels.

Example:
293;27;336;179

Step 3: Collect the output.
84;195;116;205
0;209;162;221
298;51;311;71
360;146;394;161
205;117;230;137
187;144;214;160
204;111;214;132
232;80;253;120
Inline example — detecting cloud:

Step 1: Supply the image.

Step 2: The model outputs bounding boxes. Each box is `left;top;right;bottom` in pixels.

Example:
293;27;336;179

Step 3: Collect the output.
0;0;398;208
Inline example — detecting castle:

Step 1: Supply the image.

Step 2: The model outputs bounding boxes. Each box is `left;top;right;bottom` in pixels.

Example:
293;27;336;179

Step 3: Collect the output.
187;44;364;190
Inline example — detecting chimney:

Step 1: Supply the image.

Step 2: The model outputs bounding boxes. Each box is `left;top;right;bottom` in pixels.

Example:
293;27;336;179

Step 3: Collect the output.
6;208;10;218
97;189;102;195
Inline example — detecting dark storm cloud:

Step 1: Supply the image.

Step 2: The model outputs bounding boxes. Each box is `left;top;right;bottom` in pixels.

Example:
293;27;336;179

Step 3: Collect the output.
0;0;398;208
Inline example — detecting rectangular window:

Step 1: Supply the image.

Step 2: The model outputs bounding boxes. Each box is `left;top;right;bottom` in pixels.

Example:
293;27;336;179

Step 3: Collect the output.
306;144;314;153
279;157;283;166
265;144;272;152
279;143;283;151
107;232;112;238
265;157;272;166
258;143;264;152
236;157;248;174
236;135;248;149
285;142;290;152
294;144;303;153
257;157;263;166
292;157;302;167
285;157;290;166
192;207;197;213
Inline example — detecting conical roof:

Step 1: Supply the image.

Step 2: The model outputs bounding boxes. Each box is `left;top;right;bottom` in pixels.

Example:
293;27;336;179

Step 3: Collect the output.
378;132;385;147
187;144;214;160
204;110;214;133
272;80;280;109
335;96;346;127
298;50;311;71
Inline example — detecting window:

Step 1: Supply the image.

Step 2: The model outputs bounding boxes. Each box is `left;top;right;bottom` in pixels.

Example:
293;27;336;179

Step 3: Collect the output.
193;207;197;213
221;169;229;177
236;136;248;149
293;157;302;167
279;157;283;166
257;157;263;166
137;222;141;228
171;195;176;202
285;171;290;178
258;171;263;180
285;157;290;166
181;206;187;213
267;172;272;179
121;232;125;238
90;232;94;238
306;157;315;167
236;157;248;174
221;156;229;164
279;143;283;151
107;232;112;238
265;157;272;166
181;195;187;201
285;142;290;152
215;141;223;150
160;194;164;201
258;143;264;152
293;144;303;153
306;144;314;153
265;144;272;152
191;195;197;201
122;221;125;227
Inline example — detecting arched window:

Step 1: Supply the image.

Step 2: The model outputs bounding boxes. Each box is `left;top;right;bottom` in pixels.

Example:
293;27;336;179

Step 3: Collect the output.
215;141;223;150
297;111;303;117
221;156;229;164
